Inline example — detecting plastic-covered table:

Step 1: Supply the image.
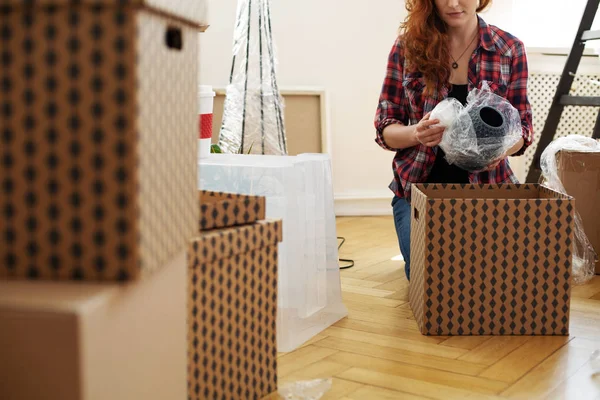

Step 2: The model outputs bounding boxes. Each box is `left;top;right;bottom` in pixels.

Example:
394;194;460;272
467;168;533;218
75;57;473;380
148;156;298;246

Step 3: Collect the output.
198;153;348;352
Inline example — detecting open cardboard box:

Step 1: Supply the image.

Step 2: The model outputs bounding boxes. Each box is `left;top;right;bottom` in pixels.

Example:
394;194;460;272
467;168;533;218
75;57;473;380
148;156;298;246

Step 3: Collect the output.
409;183;574;336
188;218;282;400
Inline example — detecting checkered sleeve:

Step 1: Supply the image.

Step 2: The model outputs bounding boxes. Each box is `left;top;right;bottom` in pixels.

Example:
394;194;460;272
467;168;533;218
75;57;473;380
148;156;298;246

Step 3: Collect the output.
507;39;533;156
374;37;409;151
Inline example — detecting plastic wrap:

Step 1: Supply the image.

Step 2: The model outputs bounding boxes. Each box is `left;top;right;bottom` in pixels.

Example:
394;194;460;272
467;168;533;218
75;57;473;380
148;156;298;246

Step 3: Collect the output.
430;81;523;172
198;154;348;352
277;379;332;400
540;134;600;285
218;0;288;155
591;349;600;372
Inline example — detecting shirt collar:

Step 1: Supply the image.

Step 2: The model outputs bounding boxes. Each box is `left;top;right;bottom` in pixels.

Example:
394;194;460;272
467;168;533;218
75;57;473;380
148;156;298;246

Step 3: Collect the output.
477;15;496;52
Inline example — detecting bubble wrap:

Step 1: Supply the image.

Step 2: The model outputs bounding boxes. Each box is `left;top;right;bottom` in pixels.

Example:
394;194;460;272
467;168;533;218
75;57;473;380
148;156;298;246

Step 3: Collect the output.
430;81;523;172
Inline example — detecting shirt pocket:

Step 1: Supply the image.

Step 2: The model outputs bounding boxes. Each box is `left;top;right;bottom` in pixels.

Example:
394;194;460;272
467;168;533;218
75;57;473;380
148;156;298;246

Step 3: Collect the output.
484;55;512;98
403;76;425;124
484;80;509;99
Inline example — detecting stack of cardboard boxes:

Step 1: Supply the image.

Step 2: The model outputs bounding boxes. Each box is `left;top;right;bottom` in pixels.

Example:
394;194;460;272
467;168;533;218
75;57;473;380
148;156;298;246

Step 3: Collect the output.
188;191;282;400
0;1;205;399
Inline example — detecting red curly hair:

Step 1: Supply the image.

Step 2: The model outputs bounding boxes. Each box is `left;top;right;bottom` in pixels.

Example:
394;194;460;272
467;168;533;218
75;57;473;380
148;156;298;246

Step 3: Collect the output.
401;0;492;97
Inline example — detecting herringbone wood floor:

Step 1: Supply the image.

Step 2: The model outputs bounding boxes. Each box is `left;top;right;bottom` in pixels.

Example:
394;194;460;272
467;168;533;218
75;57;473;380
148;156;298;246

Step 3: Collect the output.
276;216;600;400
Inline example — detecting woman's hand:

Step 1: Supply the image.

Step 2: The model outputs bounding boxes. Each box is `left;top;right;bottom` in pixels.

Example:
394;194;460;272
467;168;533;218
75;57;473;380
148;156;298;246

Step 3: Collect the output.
414;112;445;147
484;137;525;171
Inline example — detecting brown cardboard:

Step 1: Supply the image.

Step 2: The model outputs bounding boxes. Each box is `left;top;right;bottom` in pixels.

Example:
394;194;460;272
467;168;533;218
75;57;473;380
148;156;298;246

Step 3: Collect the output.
1;3;199;281
188;220;282;400
0;251;188;400
199;190;266;231
409;183;574;336
557;150;600;275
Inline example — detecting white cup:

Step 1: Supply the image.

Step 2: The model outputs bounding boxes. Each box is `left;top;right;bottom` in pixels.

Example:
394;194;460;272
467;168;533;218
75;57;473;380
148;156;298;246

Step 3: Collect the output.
198;85;216;159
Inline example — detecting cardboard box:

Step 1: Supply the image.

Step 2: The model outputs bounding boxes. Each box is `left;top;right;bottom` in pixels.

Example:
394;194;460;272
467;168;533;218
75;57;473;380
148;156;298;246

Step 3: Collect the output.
0;251;188;400
557;150;600;275
188;220;282;400
199;190;266;230
0;1;203;281
409;184;574;336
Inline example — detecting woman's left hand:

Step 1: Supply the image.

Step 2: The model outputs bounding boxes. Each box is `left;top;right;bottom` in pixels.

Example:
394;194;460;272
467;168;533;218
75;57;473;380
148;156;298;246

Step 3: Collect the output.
484;157;504;171
485;137;525;171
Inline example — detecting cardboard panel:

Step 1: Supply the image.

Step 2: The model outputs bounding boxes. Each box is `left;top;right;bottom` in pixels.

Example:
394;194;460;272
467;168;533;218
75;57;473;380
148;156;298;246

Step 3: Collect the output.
0;6;198;282
137;10;199;279
408;184;428;330
187;221;282;400
557;150;600;274
199;190;266;231
410;184;574;336
0;311;81;400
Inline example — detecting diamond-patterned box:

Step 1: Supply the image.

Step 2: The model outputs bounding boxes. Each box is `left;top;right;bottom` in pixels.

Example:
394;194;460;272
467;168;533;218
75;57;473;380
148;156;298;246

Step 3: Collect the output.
199;190;266;231
187;219;282;400
1;1;205;281
556;150;600;275
409;184;575;336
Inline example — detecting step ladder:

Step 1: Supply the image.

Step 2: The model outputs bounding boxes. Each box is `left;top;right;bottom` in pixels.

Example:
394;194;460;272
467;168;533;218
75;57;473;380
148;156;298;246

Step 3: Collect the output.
526;0;600;182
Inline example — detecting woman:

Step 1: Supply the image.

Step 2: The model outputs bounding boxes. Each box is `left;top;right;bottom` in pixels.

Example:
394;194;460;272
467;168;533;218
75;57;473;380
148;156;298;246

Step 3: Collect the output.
374;0;533;281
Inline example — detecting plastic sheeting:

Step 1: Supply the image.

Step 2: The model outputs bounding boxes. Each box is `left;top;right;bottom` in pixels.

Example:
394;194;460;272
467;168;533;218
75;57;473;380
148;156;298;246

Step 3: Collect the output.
591;349;600;372
540;134;600;285
277;379;332;400
198;153;348;352
218;0;288;155
430;81;523;172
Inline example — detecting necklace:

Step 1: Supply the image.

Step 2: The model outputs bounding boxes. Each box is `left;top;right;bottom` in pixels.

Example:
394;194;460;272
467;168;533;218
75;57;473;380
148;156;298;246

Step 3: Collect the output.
450;32;478;69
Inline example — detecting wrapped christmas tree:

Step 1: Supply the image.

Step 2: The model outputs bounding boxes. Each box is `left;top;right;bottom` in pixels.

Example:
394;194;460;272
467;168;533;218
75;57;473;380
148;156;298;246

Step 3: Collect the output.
218;0;288;155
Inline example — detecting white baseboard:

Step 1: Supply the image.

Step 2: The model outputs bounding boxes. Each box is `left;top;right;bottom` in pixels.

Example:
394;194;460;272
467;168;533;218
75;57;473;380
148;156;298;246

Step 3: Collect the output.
334;195;393;216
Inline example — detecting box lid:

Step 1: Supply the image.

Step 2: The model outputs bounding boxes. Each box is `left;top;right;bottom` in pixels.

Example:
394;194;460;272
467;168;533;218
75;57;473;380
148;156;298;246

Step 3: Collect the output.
199;190;266;231
190;220;282;265
4;0;207;29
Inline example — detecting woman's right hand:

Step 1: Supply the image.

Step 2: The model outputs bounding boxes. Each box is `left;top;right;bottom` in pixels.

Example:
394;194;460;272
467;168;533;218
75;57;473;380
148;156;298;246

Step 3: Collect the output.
414;112;445;147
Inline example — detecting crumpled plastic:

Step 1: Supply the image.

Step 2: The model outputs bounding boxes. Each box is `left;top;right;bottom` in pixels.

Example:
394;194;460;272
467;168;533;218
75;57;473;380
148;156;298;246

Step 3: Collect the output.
590;349;600;373
276;379;332;400
430;81;523;172
540;134;600;285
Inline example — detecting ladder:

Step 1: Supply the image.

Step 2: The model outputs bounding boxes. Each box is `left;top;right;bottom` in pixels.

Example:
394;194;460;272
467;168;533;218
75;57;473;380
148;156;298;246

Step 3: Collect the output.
526;0;600;182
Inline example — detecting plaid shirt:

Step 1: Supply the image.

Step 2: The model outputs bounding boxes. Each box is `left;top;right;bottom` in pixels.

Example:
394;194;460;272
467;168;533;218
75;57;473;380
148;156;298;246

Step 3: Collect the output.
375;16;533;201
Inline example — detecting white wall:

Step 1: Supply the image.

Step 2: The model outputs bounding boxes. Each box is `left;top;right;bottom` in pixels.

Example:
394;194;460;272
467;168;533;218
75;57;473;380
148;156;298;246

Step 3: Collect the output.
199;0;408;209
198;1;596;215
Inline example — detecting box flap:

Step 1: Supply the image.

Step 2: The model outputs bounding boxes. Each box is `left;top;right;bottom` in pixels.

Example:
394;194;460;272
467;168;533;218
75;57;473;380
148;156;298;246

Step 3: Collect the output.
199;190;266;231
190;220;282;265
413;183;572;201
3;0;207;29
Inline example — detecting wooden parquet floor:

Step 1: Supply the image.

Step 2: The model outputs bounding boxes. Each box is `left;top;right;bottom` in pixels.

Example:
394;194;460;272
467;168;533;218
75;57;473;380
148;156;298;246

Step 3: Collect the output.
276;216;600;400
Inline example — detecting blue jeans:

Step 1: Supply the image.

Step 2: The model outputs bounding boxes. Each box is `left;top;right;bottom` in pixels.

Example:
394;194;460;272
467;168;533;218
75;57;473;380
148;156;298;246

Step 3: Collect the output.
392;196;411;281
